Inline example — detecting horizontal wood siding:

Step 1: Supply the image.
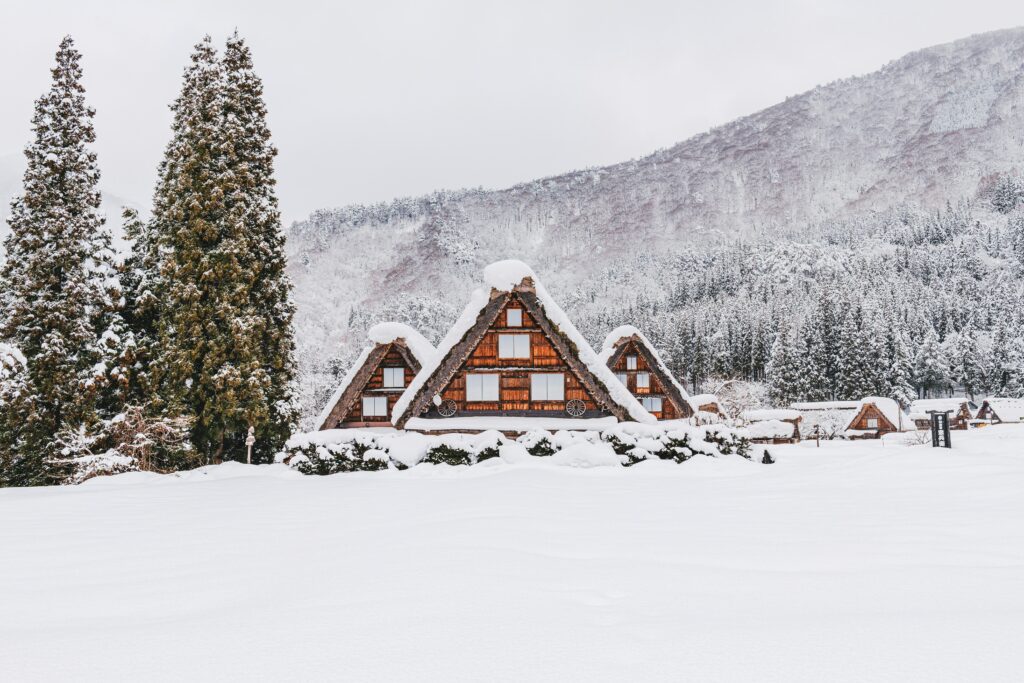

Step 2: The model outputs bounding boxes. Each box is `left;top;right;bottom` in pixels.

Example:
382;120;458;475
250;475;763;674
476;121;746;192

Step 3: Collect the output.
344;345;418;425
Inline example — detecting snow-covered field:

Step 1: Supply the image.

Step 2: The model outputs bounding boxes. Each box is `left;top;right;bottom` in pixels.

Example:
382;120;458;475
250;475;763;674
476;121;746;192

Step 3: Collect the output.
3;426;1024;682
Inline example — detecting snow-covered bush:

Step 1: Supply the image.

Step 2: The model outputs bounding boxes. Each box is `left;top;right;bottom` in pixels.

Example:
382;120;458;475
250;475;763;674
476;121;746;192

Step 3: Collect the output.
517;430;556;456
423;444;474;466
287;433;397;474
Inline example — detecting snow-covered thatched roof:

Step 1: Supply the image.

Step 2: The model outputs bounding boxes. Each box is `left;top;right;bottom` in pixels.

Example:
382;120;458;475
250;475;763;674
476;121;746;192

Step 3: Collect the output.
848;396;913;432
907;398;976;420
316;322;435;430
979;398;1024;423
790;401;860;411
742;409;801;422
392;260;656;427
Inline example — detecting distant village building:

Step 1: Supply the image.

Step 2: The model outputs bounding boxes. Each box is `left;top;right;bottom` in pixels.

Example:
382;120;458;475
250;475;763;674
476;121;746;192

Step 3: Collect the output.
598;325;694;421
845;397;914;439
317;323;435;430
688;394;728;424
790;401;860;439
741;409;801;443
907;398;976;431
975;398;1024;425
391;261;655;434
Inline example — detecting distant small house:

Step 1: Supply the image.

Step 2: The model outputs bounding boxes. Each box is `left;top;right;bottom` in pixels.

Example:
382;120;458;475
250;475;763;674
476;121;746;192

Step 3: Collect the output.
317;323;436;430
790;401;860;439
845;397;914;439
741;409;801;443
689;393;727;424
975;398;1024;425
907;398;977;430
598;325;695;420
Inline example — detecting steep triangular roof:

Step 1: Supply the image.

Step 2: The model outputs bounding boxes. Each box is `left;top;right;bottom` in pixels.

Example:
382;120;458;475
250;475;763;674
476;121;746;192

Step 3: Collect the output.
845;396;912;432
598;325;695;418
317;323;435;430
393;261;654;428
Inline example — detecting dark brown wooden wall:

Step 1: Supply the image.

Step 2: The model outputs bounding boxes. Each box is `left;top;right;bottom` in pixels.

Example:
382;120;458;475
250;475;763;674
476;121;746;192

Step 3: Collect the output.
438;297;600;414
849;403;896;434
345;345;417;424
608;340;676;419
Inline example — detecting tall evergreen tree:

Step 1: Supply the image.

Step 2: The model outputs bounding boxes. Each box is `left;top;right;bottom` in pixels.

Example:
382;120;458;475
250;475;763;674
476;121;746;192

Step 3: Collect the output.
0;37;115;485
913;327;949;398
148;35;297;463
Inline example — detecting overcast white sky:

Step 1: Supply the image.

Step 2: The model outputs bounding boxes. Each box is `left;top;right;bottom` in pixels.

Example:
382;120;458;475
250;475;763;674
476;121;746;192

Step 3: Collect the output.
2;1;1023;224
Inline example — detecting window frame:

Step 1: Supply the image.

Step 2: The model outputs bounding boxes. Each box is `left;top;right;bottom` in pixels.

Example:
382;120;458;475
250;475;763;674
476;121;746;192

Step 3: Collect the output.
506;308;523;327
362;395;388;417
466;373;500;402
636;371;650;389
626;354;638;370
382;367;405;388
866;417;879;429
641;396;663;413
530;373;565;402
498;333;531;359
615;372;628;386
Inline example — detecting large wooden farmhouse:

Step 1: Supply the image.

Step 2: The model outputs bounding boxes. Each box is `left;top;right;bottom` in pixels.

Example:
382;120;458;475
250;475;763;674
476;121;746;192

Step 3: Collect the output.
392;261;655;433
317;323;435;429
598;325;694;420
975;398;1024;424
907;398;976;430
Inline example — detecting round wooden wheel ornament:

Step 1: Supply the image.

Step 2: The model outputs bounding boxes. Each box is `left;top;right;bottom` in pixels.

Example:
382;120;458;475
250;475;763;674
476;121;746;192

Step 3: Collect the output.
437;399;457;417
565;399;586;417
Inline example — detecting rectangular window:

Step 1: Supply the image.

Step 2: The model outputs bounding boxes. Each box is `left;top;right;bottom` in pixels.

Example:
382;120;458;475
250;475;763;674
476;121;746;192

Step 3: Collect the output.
530;373;565;401
626;355;638;370
636;371;650;388
641;397;663;413
362;395;388;417
866;417;879;429
498;333;530;359
506;308;522;327
382;367;405;388
615;372;628;386
466;373;499;401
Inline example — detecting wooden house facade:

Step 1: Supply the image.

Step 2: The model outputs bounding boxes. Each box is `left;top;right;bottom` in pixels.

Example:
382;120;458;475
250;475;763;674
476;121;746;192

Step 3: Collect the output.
392;261;653;433
599;326;694;421
317;324;435;429
845;397;912;439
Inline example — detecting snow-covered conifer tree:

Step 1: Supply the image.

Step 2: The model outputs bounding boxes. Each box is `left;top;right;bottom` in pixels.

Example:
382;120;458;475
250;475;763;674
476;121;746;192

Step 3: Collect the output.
0;37;118;485
913;327;949;398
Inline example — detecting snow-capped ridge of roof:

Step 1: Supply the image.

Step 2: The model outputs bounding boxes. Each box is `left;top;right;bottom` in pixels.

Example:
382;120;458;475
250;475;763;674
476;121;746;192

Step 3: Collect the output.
852;396;912;431
483;260;537;292
367;322;435;366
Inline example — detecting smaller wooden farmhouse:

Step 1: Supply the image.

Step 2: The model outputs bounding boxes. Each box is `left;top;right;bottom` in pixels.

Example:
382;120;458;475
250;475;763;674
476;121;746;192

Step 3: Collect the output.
317;323;435;430
688;394;728;424
975;398;1024;425
907;398;976;430
741;409;801;443
391;261;655;434
598;325;695;420
845;397;914;439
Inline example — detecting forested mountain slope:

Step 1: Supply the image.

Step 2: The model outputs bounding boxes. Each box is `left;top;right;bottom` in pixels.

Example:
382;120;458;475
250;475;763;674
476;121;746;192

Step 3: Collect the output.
287;28;1024;424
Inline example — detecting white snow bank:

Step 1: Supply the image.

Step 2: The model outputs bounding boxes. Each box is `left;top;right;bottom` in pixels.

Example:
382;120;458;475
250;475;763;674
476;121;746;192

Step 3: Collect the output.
742;409;801;421
745;419;797;439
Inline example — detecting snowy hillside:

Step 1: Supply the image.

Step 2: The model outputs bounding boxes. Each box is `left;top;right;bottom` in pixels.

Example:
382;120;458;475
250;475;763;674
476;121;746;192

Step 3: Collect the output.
3;427;1024;681
287;28;1024;423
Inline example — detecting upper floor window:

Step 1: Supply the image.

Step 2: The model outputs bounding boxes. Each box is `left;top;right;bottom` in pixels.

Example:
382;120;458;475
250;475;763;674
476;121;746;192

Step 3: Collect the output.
506;308;523;327
498;333;530;359
636;371;650;389
362;395;388;417
626;354;638;370
615;372;628;386
530;373;565;401
382;367;405;388
466;373;500;401
866;418;878;429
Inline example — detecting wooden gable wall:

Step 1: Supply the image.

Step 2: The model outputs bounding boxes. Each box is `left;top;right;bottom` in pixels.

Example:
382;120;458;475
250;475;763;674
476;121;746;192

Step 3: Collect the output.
435;295;605;416
848;403;898;437
321;343;420;428
608;339;679;420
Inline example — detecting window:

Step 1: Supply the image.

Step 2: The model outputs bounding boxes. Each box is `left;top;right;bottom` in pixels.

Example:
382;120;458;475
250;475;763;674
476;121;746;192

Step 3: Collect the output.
362;395;388;417
636;371;650;389
498;333;530;359
466;373;499;401
382;367;404;388
615;372;628;386
641;396;663;413
866;417;878;429
626;355;638;370
530;373;565;401
506;308;522;327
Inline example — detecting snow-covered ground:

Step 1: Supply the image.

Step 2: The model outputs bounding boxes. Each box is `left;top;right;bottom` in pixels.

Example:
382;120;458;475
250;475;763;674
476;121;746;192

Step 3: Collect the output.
2;426;1024;682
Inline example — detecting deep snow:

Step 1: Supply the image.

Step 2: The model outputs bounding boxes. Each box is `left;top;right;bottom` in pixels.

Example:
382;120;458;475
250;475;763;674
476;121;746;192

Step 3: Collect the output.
3;426;1024;681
